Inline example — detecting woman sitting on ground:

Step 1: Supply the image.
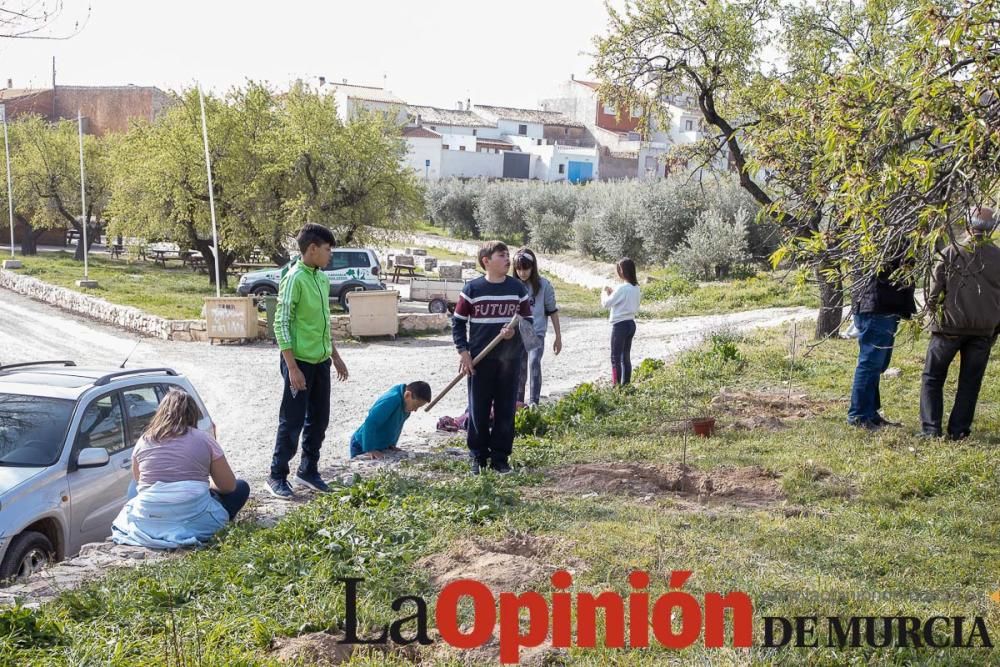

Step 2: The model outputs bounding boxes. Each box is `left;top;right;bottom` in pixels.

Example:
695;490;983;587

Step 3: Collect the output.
112;389;250;549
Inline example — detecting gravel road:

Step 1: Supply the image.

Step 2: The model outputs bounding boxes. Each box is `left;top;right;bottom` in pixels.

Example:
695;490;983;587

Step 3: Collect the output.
0;290;814;486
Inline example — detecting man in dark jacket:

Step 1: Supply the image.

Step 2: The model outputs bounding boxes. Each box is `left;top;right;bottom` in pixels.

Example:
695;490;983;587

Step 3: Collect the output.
848;247;918;429
919;207;1000;439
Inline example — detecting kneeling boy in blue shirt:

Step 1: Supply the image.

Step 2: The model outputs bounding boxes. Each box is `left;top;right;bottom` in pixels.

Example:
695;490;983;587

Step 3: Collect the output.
350;381;432;458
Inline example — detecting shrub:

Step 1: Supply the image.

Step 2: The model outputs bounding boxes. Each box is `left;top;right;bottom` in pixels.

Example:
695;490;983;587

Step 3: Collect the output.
424;179;483;238
476;181;530;242
670;208;750;280
632;358;666;382
578;181;646;263
642;267;697;301
529;211;575;253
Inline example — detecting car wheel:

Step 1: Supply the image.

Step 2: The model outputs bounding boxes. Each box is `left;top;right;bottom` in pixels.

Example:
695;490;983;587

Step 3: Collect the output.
339;287;365;312
428;298;448;314
251;285;277;297
0;531;54;585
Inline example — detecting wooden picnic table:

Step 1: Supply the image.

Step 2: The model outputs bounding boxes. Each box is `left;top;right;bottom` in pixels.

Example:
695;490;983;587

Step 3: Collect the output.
389;265;424;283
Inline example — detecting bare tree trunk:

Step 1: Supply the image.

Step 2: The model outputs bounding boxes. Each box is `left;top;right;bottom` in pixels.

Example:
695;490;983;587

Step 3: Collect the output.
72;223;100;261
815;259;844;340
14;216;42;256
192;238;235;289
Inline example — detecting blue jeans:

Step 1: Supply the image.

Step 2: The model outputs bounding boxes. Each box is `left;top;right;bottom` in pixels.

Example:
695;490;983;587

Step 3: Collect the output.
127;478;250;521
517;335;545;405
848;313;900;424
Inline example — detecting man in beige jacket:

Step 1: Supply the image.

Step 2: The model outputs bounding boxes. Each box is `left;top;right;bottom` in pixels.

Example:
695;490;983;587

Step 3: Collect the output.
920;207;1000;439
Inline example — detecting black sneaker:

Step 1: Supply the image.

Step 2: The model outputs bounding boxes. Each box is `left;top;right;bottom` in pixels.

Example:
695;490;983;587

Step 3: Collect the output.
470;459;484;476
490;461;513;475
267;477;295;500
848;419;882;432
293;471;331;493
873;414;903;428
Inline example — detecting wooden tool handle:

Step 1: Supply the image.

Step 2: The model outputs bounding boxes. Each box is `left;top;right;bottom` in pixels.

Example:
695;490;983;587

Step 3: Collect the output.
425;313;520;412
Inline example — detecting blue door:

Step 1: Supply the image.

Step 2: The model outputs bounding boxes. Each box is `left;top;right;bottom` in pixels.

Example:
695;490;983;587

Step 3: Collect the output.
567;161;593;184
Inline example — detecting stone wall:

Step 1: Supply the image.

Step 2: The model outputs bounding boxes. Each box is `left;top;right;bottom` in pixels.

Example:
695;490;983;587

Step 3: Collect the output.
326;312;450;339
1;269;449;343
0;269;207;340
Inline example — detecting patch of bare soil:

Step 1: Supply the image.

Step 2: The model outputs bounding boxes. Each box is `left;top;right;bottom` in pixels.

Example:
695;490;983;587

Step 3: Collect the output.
270;632;354;665
544;462;785;509
417;533;574;593
270;632;424;665
711;387;840;430
428;636;568;666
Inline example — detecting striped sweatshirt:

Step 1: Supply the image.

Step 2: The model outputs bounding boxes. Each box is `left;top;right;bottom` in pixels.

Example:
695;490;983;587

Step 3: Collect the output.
452;276;532;360
274;261;332;364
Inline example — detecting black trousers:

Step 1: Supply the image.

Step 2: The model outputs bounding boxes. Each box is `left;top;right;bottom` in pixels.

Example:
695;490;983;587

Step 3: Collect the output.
271;357;331;479
467;355;520;465
919;333;993;438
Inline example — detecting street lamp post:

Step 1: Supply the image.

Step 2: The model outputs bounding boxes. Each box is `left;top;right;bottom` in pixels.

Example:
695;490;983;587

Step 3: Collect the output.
1;103;21;270
75;110;97;288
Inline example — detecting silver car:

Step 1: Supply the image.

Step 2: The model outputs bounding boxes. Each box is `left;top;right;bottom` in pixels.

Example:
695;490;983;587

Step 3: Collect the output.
0;361;214;585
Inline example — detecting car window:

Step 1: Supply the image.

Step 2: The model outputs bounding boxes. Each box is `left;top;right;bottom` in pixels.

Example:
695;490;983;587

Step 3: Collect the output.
329;254;348;271
75;393;127;455
328;251;371;271
0;394;75;467
123;385;160;446
345;251;372;268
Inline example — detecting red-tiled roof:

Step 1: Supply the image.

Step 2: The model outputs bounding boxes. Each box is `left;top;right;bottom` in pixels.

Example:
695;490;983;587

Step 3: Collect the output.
573;79;601;91
403;126;441;139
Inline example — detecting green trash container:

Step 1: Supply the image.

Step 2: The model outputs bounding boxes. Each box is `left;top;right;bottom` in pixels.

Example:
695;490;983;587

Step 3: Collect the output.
263;295;278;341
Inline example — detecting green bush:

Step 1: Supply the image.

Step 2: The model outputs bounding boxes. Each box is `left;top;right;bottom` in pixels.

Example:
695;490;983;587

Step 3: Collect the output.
670;208;751;280
642;268;697;301
514;405;549;436
528;211;574;253
632;358;666;382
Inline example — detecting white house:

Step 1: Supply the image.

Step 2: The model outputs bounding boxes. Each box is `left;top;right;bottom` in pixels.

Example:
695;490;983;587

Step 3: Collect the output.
402;126;443;180
539;77;720;179
325;81;408;124
406;104;496;152
472;105;598;182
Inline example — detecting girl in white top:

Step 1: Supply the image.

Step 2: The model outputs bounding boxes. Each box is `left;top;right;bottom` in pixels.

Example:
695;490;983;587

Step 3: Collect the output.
600;258;641;385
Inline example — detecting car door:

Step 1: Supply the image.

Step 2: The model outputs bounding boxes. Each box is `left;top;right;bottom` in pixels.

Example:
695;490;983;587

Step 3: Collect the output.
67;391;133;549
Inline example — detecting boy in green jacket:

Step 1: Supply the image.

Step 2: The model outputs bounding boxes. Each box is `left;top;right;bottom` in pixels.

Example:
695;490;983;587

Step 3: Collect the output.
268;224;349;499
350;382;432;458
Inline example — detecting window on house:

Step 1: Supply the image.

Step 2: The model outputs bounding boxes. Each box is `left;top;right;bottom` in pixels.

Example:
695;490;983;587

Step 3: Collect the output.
472;129;477;136
558;164;565;174
537;139;542;146
518;124;527;135
603;103;616;115
564;127;569;135
459;146;466;151
495;149;500;154
684;120;694;131
442;144;450;150
430;126;436;130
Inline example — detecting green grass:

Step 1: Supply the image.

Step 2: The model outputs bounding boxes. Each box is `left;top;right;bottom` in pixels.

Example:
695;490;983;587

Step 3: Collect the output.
3;324;998;664
13;252;223;319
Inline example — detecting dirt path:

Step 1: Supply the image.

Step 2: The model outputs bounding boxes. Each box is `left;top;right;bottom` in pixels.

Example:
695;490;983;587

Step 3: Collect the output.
0;290;813;487
408;233;617;289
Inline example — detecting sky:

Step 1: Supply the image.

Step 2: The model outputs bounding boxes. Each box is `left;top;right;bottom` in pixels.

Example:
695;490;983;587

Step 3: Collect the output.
1;0;616;109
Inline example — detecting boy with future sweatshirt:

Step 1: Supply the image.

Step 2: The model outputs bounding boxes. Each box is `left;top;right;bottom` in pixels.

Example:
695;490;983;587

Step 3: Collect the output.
350;381;432;458
452;240;532;475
